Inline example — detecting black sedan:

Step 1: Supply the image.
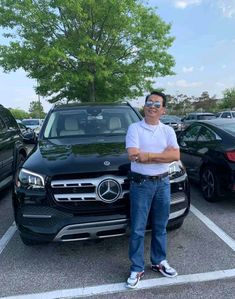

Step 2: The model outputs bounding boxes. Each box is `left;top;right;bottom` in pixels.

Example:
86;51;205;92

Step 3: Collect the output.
178;119;235;202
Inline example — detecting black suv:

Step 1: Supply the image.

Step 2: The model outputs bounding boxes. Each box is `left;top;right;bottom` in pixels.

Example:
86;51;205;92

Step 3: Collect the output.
13;102;190;245
0;105;28;191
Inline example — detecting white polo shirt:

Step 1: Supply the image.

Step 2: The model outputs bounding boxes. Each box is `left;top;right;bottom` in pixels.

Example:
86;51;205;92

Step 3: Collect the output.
126;119;179;176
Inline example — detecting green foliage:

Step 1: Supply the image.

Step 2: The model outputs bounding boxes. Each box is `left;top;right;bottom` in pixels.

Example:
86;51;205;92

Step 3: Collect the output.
28;100;45;118
219;88;235;110
9;108;29;120
0;0;175;103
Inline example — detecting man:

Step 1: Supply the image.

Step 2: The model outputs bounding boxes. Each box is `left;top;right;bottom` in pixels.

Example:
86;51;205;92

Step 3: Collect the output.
125;91;180;288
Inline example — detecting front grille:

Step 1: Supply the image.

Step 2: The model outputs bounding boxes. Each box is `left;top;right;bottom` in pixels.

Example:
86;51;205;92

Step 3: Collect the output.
171;192;186;204
51;175;129;203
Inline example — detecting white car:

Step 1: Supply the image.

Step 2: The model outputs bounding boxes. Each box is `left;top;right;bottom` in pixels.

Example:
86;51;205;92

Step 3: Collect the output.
216;111;235;119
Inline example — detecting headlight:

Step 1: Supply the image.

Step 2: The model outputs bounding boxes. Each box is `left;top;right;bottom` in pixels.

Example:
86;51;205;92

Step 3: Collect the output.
169;161;185;178
17;169;45;189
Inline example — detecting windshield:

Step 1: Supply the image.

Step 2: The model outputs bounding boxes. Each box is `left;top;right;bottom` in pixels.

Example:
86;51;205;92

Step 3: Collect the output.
22;119;40;126
43;106;140;139
197;115;216;120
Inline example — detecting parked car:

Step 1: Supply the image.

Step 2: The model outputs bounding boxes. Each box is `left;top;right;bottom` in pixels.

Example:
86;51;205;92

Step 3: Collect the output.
13;102;190;246
21;118;43;135
160;115;185;133
178;118;235;202
182;112;216;129
17;120;36;141
216;111;235;119
0;105;28;192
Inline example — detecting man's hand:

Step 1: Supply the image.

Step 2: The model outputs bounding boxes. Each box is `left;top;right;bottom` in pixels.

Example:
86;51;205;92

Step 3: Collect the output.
136;152;149;163
127;147;140;162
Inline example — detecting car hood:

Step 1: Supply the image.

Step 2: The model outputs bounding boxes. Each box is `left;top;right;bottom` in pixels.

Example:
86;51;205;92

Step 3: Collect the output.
23;138;130;176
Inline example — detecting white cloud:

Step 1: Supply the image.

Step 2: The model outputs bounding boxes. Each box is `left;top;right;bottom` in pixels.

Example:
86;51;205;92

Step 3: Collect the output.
222;64;227;68
172;1;235;17
167;79;203;88
173;0;202;9
216;0;235;18
182;66;194;73
182;66;204;72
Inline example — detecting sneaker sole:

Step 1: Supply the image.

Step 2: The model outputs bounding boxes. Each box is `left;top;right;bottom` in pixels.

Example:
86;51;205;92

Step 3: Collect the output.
152;267;178;278
126;272;144;289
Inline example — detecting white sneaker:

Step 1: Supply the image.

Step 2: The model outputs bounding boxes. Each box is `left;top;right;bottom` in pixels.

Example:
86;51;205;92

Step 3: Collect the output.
151;260;178;278
126;271;144;289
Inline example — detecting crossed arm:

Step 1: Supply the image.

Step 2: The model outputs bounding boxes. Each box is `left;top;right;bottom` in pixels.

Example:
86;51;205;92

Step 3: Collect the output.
127;147;180;163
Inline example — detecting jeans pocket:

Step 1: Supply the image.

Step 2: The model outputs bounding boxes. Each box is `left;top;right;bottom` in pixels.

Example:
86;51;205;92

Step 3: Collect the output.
162;176;170;186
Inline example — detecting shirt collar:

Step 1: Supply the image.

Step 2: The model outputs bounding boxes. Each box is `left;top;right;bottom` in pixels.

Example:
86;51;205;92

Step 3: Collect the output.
140;118;163;131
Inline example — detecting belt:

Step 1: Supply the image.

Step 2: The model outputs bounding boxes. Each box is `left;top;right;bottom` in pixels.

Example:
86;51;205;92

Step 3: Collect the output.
129;171;169;181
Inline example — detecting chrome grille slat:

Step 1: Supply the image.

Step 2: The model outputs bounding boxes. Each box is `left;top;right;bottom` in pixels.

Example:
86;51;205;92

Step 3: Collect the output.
171;192;186;204
51;175;127;203
54;193;97;201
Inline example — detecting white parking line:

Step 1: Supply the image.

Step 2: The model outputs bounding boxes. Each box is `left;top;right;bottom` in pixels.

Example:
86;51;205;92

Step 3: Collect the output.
0;206;234;299
0;222;16;255
190;205;235;251
0;268;235;299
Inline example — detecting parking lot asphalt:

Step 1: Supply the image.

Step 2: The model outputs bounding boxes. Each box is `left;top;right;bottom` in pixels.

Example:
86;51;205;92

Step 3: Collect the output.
0;186;234;299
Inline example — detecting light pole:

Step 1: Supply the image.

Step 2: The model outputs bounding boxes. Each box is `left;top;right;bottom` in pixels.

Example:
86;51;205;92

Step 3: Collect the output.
38;93;41;119
36;80;41;119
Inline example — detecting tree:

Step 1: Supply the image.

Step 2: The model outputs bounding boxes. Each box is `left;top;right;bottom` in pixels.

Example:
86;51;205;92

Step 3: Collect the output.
9;108;29;120
28;100;45;118
0;0;175;103
200;91;210;101
219;88;235;110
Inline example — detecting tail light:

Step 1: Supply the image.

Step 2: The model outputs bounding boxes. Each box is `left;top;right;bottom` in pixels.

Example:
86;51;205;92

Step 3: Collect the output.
225;151;235;162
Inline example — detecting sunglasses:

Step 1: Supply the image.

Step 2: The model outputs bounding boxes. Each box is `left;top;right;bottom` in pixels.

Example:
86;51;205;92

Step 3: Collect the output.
145;100;161;108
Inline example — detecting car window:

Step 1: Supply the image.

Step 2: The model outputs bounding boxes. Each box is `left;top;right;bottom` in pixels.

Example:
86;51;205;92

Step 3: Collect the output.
43;106;140;139
221;112;231;118
197;127;217;141
197;114;215;120
0;116;6;130
181;125;201;142
22;119;40;126
1;109;18;129
232;112;235;118
185;115;192;120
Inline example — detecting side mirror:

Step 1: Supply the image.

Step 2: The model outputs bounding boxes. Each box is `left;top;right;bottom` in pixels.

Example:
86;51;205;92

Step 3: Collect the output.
177;134;187;147
23;133;38;144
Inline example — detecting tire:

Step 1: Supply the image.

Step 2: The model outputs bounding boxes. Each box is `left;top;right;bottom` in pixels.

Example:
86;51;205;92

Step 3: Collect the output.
17;153;26;169
167;220;184;231
200;166;221;202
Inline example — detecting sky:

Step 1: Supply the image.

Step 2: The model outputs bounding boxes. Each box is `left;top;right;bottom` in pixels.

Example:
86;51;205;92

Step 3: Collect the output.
0;0;235;112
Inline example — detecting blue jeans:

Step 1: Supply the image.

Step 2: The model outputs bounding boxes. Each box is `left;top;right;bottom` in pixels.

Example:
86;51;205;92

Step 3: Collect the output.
129;176;170;272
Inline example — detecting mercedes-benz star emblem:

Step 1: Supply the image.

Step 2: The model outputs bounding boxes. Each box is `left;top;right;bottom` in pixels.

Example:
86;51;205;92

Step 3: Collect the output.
97;179;121;203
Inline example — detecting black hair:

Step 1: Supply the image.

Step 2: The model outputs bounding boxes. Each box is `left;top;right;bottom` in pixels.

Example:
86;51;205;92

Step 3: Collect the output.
145;91;167;107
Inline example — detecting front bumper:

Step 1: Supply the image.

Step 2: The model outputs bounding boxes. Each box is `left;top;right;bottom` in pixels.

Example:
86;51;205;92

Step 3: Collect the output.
13;173;190;243
14;193;189;243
